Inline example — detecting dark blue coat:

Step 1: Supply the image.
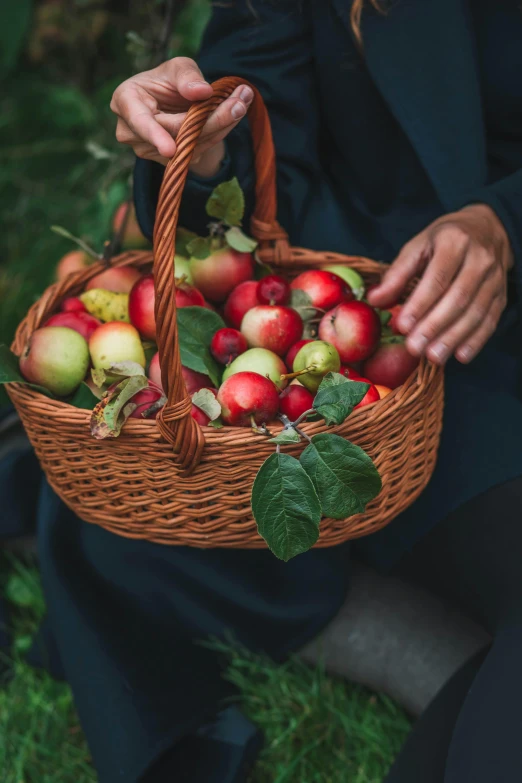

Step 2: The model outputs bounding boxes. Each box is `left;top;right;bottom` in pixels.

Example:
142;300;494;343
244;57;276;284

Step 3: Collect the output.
136;0;522;567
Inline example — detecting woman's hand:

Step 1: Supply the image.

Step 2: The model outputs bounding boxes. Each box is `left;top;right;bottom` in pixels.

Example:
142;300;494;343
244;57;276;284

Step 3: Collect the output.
368;205;513;365
110;57;253;176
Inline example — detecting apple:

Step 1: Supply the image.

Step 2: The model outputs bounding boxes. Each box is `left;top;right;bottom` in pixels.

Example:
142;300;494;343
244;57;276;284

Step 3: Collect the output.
174;254;193;284
286;339;314;371
20;326;90;397
375;384;393;399
190;248;254;303
61;297;86;313
175;281;206;308
290;340;341;393
55;250;92;281
129;274;156;340
148;351;162;388
362;339;420;389
222;347;288;391
86;266;142;294
352;377;380;410
44;311;101;341
323;265;365;300
290;270;353;315
218;371;279;427
210;328;248;365
224;280;261;329
113;202;149;249
340;365;364;381
257;274;290;306
318;301;381;363
128;381;165;419
89;322;146;374
388;305;403;335
191;387;218;426
279;384;315;420
241;306;303;357
148;352;212;394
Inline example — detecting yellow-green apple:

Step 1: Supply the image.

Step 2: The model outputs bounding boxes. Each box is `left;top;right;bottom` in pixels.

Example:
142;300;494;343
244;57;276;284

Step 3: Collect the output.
89;322;146;374
20;326;90;396
222;347;288;391
291;340;340;392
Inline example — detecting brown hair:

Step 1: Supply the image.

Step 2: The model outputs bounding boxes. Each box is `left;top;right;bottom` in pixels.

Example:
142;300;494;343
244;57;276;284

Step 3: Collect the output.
350;0;384;43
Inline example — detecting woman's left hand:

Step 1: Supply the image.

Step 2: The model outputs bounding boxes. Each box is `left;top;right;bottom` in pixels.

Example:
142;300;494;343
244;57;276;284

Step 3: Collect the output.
368;204;513;365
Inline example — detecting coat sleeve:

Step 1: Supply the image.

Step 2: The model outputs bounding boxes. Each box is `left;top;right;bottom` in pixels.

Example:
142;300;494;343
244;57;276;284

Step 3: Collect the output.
133;0;320;241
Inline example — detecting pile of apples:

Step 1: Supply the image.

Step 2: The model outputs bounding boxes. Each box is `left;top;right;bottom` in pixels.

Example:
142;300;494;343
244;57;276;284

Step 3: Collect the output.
20;237;419;431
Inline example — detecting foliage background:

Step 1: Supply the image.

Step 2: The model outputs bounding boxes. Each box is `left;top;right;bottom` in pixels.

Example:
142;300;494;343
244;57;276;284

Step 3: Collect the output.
0;2;411;779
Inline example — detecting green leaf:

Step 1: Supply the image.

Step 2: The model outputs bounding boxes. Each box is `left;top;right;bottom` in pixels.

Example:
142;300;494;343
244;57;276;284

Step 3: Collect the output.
191;389;222;421
68;382;99;410
186;236;212;260
300;433;381;519
177;306;225;387
379;309;392;326
313;373;369;425
208;418;224;429
0;0;32;77
5;574;36;608
0;344;56;397
91;362;145;388
269;428;301;444
251;453;321;561
290;289;316;321
224;227;258;253
176;227;199;257
206;177;245;226
90;375;149;439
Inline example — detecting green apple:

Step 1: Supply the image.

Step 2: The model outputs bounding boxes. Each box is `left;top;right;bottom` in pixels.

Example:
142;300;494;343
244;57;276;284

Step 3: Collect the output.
89;322;146;379
222;347;288;391
292;340;341;392
19;326;90;397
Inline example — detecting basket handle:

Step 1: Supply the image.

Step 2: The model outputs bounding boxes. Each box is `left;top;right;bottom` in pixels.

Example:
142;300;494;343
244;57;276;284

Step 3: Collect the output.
153;77;288;475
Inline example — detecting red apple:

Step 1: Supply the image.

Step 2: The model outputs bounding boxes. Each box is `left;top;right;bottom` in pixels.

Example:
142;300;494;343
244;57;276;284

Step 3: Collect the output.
190;249;254;303
128;274;155;340
20;326;90;397
352;377;380;410
241;305;303;357
362;339;420;389
375;384;393;399
257;275;290;306
86;266;142;294
175;281;206;308
45;311;101;341
285;339;314;371
340;365;365;381
129;381;165;419
61;297;86;313
388;305;403;335
279;384;314;420
113;202;149;249
222;347;288;391
55;250;91;281
148;351;162;388
318;301;381;363
218;371;279;427
210;328;248;365
224;280;261;329
290;270;354;315
183;366;212;395
89;322;146;373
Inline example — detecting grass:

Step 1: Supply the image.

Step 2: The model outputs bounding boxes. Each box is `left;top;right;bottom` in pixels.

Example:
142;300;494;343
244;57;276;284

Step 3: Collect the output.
0;554;411;782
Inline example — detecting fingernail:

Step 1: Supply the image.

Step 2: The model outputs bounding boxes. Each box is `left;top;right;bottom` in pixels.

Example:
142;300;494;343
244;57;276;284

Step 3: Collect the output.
188;80;210;88
232;101;246;119
408;333;429;354
429;342;449;362
240;86;253;103
458;345;473;362
399;314;416;333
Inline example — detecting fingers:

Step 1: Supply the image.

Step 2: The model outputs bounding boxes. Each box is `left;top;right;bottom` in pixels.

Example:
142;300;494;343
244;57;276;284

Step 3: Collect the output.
168;57;213;101
396;227;470;335
424;286;506;365
113;86;177;158
405;249;494;357
367;234;430;310
155;85;253;141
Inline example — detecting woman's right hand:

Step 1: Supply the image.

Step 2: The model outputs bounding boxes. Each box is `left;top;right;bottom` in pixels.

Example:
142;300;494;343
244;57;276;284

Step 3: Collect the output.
110;57;253;177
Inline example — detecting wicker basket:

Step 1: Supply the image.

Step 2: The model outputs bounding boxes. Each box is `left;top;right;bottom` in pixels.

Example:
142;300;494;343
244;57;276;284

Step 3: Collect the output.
7;77;444;549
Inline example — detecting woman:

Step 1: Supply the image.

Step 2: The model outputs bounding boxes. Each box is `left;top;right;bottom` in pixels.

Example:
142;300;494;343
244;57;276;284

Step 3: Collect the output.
4;0;522;780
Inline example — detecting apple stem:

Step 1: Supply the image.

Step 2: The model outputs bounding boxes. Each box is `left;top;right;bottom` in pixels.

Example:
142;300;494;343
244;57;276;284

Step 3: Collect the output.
294;426;312;444
292;408;315;427
280;366;313;381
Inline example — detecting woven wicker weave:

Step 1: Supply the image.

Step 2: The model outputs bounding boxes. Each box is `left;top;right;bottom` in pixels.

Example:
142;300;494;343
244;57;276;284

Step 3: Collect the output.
7;77;444;548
